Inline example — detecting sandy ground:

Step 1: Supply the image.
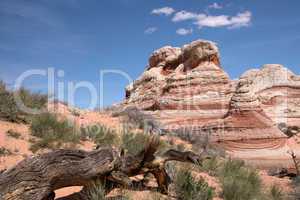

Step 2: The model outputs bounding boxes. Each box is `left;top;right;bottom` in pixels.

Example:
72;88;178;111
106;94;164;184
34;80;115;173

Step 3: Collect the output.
0;120;31;171
55;186;83;198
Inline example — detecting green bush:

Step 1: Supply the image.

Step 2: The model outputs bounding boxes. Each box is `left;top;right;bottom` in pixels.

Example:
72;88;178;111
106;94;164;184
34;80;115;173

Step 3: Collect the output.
30;112;80;152
81;124;117;147
219;159;262;200
201;155;219;176
174;168;214;200
121;131;151;156
115;106;161;134
85;180;106;200
0;81;47;123
0;81;19;122
119;129;166;156
268;185;284;200
16;87;47;113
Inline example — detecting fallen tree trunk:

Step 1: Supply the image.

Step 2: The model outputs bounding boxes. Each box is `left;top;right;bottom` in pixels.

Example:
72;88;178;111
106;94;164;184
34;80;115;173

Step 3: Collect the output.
0;148;119;200
0;137;211;200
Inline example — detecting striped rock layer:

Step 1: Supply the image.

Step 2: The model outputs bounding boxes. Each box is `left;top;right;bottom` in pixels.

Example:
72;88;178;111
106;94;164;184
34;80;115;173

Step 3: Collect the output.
123;40;300;142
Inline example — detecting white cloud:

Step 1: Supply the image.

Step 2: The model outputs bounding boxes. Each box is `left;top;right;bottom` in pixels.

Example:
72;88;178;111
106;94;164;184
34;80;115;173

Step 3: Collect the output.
172;10;198;22
150;6;252;31
195;11;252;28
208;3;223;9
195;15;231;27
151;7;175;16
229;11;252;28
171;10;251;29
176;28;193;36
144;27;158;34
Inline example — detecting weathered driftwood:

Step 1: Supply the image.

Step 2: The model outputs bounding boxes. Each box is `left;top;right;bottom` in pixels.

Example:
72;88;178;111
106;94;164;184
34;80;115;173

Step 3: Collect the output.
0;137;211;200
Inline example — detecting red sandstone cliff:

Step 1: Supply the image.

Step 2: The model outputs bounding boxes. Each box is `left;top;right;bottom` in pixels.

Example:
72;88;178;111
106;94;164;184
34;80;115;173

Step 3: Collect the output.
123;40;300;142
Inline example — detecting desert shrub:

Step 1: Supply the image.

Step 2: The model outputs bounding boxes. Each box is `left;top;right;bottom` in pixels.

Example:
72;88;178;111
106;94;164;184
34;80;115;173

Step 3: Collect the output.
29;137;53;153
85;180;106;200
176;143;186;152
0;81;19;122
173;127;195;142
174;168;214;200
120;128;166;156
30;112;80;152
175;129;225;158
268;185;284;200
0;147;12;157
173;128;211;145
96;105;120;114
289;177;300;199
71;109;81;117
115;106;162;134
121;131;151;155
219;159;262;200
6;129;21;139
278;122;300;138
16;87;47;113
0;81;47;123
201;155;219;176
81;124;117;147
164;161;177;183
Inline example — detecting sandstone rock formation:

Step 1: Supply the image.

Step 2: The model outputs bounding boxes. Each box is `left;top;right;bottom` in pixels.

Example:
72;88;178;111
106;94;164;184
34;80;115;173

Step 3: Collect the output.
123;40;300;142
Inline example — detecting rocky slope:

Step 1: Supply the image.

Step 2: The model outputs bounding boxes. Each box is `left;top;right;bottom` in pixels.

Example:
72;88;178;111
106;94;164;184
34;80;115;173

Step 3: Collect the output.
123;39;300;142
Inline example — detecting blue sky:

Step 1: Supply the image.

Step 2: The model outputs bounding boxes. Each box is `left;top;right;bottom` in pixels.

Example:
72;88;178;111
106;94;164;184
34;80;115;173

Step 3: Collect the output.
0;0;299;108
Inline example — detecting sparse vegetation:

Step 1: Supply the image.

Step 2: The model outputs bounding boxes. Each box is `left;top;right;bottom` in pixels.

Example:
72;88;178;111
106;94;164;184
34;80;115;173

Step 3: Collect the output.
174;167;214;200
85;180;106;200
6;129;21;139
29;112;80;152
0;81;19;122
278;122;300;138
0;147;12;157
17;87;47;114
175;143;186;152
82;122;164;156
219;159;262;200
201;155;219;176
96;105;120;114
176;128;225;158
71;109;81;117
290;177;300;199
114;106;162;134
268;185;284;200
173;127;194;142
81;124;117;147
121;130;152;155
0;81;47;123
288;150;300;176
